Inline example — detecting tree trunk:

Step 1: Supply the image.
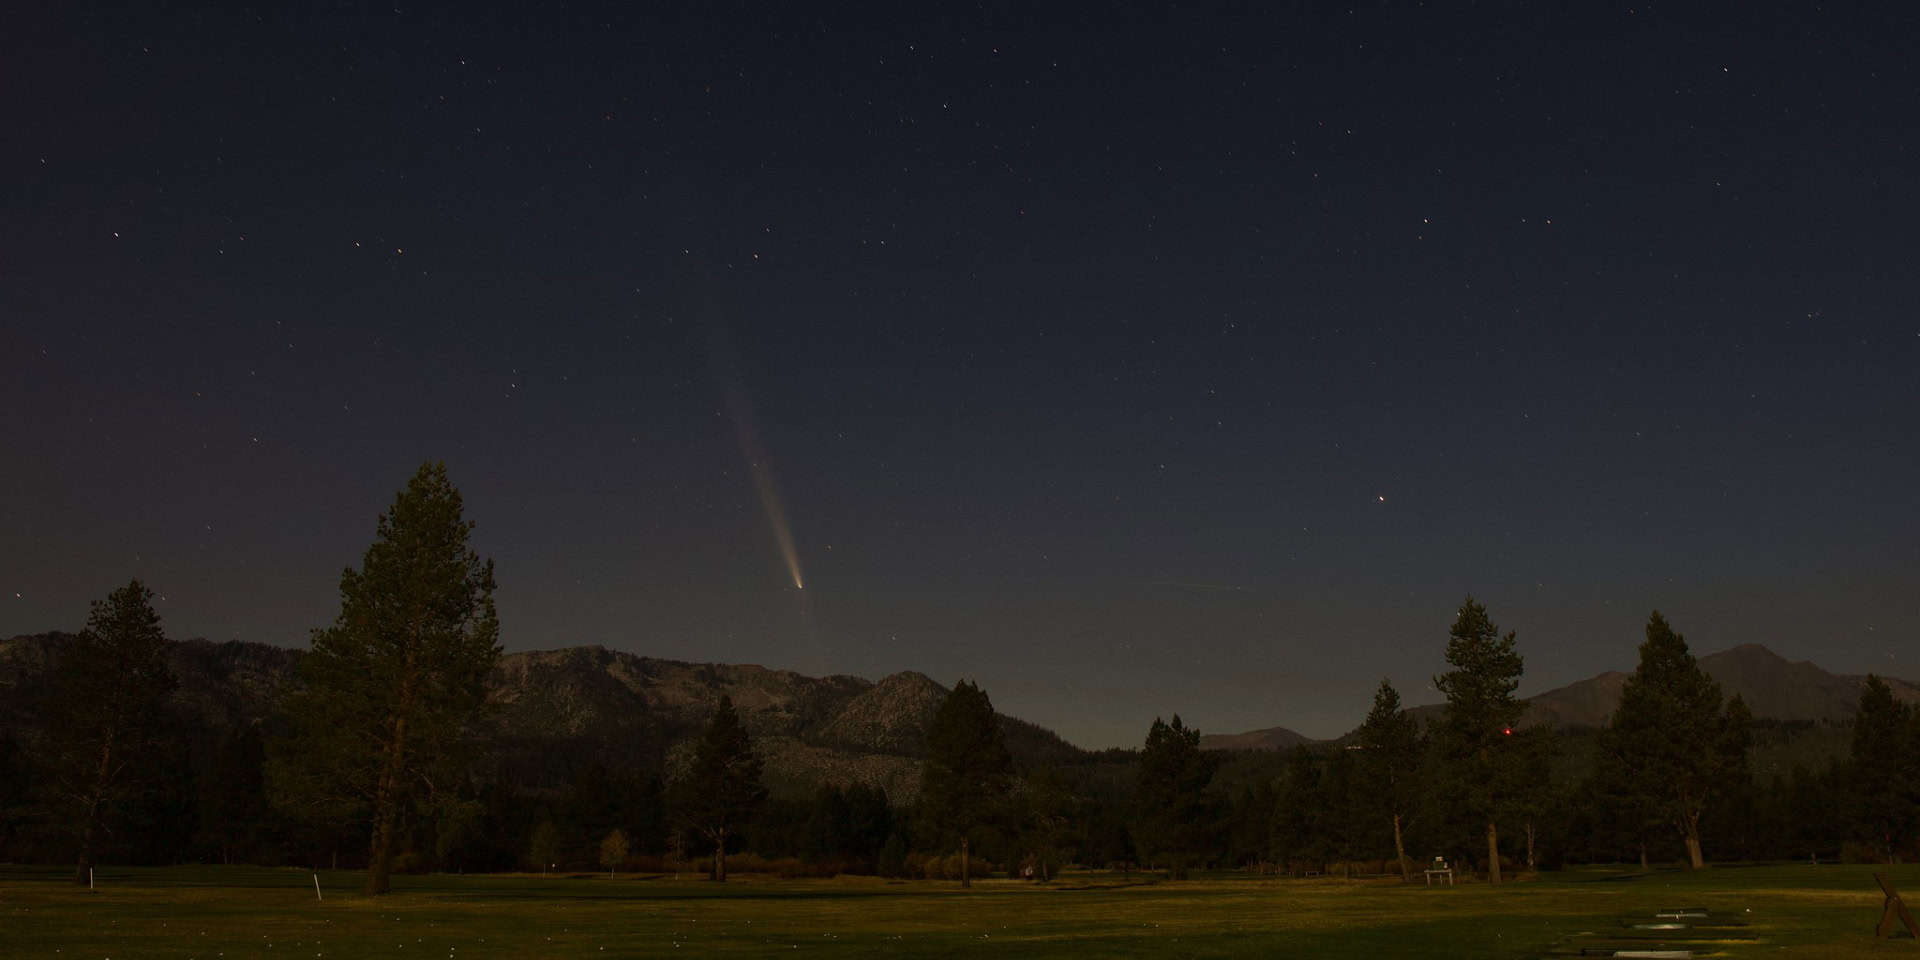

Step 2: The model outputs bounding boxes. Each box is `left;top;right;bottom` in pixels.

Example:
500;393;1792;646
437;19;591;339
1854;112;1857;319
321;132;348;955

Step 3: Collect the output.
365;728;406;895
1525;820;1537;873
1485;821;1502;884
366;808;395;895
714;831;727;882
960;837;970;888
75;732;116;884
366;667;416;896
1392;814;1411;882
1639;842;1648;871
1681;813;1704;870
74;804;98;886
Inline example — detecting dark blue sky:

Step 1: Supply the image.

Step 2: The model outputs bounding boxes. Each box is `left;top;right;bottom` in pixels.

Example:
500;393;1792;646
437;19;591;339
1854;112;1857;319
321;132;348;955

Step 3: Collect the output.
5;3;1916;747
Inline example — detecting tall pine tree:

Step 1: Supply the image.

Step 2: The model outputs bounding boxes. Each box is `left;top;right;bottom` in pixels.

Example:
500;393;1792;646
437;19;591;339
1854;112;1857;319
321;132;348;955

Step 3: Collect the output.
49;580;177;883
1135;715;1217;879
669;695;766;881
1601;611;1732;869
269;462;500;894
1849;676;1917;863
1355;679;1422;880
1432;596;1525;883
918;680;1011;886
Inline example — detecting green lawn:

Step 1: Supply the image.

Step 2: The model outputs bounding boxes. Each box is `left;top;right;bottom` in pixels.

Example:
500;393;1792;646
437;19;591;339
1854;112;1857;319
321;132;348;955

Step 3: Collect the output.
2;863;1914;958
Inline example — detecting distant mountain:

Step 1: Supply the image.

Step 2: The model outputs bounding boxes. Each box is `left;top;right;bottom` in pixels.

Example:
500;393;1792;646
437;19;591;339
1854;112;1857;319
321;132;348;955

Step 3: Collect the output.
1499;643;1920;730
0;632;298;736
0;634;1090;803
1197;725;1315;752
1206;643;1920;750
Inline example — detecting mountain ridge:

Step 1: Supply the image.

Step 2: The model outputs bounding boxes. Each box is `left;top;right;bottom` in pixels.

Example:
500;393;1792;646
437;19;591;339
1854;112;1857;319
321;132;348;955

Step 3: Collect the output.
1201;642;1920;751
11;633;1912;777
0;634;1088;802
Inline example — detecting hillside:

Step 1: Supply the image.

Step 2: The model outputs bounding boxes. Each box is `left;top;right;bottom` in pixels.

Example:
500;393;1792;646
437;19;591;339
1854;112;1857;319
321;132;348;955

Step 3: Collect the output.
1197;725;1315;752
0;634;1089;802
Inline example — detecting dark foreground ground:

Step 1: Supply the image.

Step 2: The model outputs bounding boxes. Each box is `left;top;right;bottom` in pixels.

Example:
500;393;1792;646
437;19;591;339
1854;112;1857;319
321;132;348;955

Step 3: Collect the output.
2;862;1914;957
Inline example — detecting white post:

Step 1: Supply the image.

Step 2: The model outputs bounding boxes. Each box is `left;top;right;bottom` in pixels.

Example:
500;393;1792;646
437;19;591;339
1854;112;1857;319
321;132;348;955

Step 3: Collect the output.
313;873;323;901
89;868;94;890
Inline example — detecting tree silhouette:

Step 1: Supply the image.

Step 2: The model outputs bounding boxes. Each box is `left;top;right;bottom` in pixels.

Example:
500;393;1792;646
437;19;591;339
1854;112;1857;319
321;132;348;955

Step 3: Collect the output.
919;680;1011;886
1135;715;1217;878
1602;611;1733;869
49;580;177;884
1355;679;1422;880
1432;596;1525;883
269;462;501;894
670;695;766;881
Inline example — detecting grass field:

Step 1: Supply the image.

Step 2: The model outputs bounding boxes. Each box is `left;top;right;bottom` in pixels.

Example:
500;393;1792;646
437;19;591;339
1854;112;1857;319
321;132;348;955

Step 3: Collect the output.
3;863;1916;958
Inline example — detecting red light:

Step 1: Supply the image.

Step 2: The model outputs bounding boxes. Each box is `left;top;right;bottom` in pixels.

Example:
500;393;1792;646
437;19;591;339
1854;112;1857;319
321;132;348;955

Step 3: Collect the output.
1502;727;1512;736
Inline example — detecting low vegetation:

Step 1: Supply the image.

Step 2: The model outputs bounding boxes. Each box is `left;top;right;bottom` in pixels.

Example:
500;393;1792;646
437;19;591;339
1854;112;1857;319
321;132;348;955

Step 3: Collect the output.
2;862;1913;958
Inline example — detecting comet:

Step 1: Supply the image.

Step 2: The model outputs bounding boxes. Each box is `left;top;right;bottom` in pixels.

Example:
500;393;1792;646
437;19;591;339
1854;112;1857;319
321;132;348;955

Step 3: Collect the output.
711;324;804;591
723;379;803;590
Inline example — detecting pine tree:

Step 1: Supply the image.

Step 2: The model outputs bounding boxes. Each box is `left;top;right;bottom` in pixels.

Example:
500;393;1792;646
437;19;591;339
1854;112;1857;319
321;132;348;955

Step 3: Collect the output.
1432;596;1525;883
1504;725;1558;874
1013;766;1077;881
268;462;501;894
1601;611;1735;869
1849;676;1917;862
918;680;1011;886
1355;679;1422;880
1270;745;1326;874
1705;694;1757;860
670;695;766;881
1135;715;1217;878
842;783;894;866
49;579;177;884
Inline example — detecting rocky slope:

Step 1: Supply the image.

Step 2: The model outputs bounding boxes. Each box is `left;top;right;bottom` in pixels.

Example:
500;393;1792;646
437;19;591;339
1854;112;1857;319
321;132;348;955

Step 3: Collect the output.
0;634;1084;802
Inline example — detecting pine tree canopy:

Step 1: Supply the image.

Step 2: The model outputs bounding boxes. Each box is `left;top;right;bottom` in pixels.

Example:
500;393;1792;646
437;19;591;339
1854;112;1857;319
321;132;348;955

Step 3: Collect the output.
1435;596;1525;737
1355;679;1420;820
918;680;1012;849
1135;715;1216;874
52;579;178;881
1601;611;1737;867
1849;675;1918;860
267;461;500;894
54;580;177;759
674;694;768;842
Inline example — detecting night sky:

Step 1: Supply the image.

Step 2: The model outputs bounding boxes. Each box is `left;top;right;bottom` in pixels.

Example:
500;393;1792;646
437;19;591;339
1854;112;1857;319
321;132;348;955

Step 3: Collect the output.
6;4;1917;748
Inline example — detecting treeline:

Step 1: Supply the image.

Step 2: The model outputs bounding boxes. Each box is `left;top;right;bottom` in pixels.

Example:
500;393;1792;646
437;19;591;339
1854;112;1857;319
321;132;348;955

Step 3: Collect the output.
1138;607;1920;877
4;464;1919;891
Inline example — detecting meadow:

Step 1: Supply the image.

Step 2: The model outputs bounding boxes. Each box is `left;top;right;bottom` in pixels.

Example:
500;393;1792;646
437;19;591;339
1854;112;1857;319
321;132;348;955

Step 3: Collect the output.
2;863;1914;958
